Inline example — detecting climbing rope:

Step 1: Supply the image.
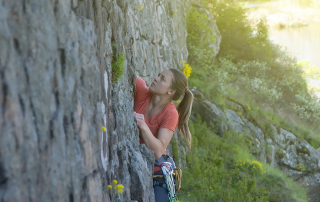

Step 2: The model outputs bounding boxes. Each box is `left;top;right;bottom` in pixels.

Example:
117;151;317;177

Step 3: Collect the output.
152;168;182;192
161;161;178;202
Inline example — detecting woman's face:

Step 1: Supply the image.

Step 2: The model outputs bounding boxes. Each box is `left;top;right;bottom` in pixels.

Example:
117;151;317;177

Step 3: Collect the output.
149;69;175;96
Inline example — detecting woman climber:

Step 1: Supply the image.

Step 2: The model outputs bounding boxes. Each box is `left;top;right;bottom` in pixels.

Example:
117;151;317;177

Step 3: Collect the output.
133;68;193;202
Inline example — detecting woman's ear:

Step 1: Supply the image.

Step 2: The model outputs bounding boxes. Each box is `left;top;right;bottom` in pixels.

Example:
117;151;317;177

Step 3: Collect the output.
168;89;176;95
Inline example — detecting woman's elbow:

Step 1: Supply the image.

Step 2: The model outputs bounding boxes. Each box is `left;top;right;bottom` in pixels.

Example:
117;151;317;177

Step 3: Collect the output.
154;147;165;159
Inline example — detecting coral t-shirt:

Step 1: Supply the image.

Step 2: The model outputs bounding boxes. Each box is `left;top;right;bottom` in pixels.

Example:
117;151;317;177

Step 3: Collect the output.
133;76;179;146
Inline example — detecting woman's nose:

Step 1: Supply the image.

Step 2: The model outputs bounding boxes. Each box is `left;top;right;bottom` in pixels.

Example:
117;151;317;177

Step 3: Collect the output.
154;76;159;82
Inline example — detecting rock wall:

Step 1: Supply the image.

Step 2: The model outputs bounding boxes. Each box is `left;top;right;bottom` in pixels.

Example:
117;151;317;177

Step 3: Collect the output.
191;87;320;201
0;0;188;201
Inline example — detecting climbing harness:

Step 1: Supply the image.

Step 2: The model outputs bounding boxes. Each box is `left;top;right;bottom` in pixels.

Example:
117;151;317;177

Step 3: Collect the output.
153;168;182;191
153;155;181;202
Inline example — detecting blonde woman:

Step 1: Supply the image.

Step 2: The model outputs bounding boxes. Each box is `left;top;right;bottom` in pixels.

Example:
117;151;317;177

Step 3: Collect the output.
133;68;193;201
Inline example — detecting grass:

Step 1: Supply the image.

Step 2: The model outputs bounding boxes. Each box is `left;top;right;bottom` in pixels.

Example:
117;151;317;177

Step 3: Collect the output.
177;116;307;201
111;52;125;83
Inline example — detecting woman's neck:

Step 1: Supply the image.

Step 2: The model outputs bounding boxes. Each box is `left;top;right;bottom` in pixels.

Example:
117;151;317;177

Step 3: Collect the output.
149;94;171;110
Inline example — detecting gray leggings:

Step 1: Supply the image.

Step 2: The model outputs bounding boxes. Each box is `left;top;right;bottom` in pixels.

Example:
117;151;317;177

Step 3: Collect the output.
153;170;169;202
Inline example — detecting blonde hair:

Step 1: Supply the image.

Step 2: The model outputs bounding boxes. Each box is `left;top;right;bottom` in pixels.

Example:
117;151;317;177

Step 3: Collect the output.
169;68;193;148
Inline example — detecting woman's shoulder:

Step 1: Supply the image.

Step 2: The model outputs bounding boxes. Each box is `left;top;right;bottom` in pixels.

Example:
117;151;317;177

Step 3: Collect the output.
159;102;179;129
135;76;151;103
136;76;148;89
162;102;178;117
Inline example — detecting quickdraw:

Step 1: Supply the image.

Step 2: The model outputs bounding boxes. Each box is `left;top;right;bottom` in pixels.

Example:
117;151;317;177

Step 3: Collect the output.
153;155;179;202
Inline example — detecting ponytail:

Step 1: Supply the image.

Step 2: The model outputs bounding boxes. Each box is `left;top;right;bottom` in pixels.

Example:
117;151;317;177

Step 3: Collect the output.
176;89;193;148
168;68;194;148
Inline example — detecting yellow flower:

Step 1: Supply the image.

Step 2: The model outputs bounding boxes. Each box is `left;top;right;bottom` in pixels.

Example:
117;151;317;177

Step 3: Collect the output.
101;126;106;132
108;185;112;189
138;5;143;11
183;64;192;78
116;184;124;189
252;160;262;170
112;180;118;184
119;189;123;193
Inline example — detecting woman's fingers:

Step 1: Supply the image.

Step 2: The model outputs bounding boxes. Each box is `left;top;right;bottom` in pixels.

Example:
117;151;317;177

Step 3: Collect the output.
134;112;144;120
133;112;145;128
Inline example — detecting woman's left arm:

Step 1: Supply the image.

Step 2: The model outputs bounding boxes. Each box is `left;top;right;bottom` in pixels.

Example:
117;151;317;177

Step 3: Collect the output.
134;112;173;159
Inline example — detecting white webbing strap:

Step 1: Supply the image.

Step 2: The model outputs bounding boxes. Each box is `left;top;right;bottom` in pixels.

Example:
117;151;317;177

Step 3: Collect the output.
161;162;178;202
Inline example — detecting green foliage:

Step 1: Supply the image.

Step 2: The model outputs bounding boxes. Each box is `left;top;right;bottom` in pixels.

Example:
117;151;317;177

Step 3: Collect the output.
277;149;284;159
112;52;125;83
178;116;307;201
171;137;179;162
170;9;177;16
186;7;216;69
257;173;293;202
188;49;320;147
186;1;319;129
203;0;274;63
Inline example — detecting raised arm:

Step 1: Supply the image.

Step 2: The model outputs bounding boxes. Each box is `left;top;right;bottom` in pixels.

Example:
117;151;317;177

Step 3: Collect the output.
134;112;174;159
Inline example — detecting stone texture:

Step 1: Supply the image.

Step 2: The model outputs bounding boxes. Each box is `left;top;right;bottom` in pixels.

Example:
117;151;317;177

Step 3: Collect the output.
190;88;320;201
191;87;228;136
0;0;189;201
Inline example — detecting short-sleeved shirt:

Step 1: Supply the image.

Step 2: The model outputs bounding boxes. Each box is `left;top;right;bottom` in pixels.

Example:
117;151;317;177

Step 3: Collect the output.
134;77;179;173
133;76;179;144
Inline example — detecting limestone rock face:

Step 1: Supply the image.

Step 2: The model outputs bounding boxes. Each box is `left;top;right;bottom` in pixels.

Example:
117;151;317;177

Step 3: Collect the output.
191;88;320;200
0;0;188;201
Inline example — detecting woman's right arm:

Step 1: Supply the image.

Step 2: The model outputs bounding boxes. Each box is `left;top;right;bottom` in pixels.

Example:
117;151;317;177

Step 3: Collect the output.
134;76;149;103
134;112;174;159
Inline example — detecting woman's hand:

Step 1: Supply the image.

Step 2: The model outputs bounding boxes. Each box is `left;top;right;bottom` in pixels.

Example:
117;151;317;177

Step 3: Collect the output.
133;112;174;159
133;112;148;131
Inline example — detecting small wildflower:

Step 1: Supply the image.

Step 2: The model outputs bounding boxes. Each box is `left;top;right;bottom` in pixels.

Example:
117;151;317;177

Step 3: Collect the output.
101;126;106;132
252;160;262;170
108;185;112;189
112;180;118;184
183;64;192;78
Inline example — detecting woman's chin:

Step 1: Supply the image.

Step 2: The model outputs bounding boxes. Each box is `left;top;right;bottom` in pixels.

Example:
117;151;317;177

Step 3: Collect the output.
149;86;155;93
